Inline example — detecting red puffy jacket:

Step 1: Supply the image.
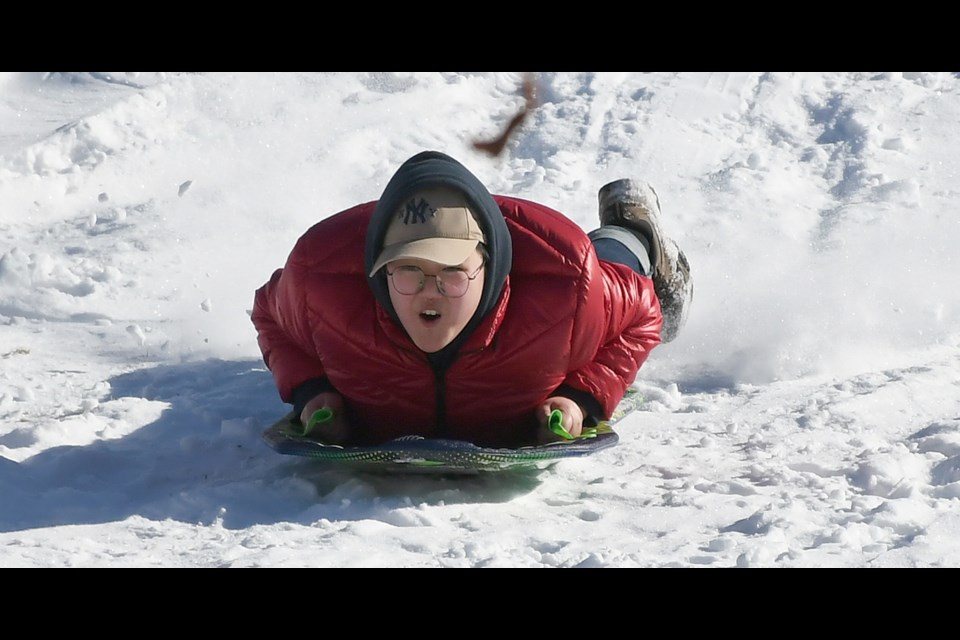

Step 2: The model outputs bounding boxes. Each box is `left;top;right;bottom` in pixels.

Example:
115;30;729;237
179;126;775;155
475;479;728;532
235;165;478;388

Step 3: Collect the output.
252;195;662;447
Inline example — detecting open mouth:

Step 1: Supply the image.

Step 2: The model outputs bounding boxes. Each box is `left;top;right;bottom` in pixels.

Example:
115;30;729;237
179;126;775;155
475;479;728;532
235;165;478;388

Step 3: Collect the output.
420;309;441;323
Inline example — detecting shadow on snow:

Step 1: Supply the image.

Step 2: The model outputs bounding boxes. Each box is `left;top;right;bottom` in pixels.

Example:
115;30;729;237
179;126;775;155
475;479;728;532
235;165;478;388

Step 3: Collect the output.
0;358;542;534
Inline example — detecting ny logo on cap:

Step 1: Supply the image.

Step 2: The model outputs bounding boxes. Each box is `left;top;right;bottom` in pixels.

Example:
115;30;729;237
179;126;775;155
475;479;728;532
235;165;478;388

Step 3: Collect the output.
400;197;435;225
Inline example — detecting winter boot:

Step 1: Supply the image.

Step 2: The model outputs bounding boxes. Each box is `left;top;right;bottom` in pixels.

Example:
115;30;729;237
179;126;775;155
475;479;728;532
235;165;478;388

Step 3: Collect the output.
598;179;693;343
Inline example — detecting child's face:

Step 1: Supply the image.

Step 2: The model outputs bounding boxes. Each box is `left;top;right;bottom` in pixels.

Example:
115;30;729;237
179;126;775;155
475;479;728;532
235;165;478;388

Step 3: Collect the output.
387;249;485;353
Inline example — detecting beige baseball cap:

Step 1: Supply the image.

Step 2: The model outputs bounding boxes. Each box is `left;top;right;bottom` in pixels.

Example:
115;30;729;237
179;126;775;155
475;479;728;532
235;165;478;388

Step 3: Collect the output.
369;187;485;276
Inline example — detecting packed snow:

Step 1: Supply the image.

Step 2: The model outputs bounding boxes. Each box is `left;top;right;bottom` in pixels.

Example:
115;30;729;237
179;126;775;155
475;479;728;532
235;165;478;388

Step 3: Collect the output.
1;71;959;567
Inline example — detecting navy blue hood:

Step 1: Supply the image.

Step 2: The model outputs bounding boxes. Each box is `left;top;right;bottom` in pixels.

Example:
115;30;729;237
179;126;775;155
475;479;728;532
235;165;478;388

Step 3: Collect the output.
365;151;512;345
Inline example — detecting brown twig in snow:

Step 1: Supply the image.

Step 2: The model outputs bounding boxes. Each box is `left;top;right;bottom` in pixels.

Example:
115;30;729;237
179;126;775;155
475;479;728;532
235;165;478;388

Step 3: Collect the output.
473;74;539;157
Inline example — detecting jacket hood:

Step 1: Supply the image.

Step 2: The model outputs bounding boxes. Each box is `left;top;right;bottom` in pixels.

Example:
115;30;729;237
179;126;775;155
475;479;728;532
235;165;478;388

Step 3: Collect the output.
365;151;512;357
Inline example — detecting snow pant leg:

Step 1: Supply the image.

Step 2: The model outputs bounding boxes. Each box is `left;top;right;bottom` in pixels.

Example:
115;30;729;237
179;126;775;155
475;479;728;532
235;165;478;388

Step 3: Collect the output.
588;226;652;277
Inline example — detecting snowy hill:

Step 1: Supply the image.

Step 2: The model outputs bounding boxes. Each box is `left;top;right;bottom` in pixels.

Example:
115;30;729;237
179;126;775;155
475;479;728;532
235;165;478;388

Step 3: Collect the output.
1;72;959;567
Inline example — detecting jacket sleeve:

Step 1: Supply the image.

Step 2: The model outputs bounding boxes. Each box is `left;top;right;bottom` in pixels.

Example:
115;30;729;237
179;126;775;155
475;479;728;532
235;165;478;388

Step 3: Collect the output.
562;258;663;419
251;264;328;403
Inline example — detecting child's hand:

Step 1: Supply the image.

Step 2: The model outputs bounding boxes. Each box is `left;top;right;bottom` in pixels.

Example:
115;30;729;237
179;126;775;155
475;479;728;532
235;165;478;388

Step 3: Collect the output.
536;396;584;443
299;392;351;444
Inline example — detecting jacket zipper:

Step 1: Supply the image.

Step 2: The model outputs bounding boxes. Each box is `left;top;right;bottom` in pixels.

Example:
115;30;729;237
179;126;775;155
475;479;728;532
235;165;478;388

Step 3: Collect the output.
432;362;448;437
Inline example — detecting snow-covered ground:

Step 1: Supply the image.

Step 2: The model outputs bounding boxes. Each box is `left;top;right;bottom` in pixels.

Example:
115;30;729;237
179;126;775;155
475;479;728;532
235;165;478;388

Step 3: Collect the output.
1;71;959;567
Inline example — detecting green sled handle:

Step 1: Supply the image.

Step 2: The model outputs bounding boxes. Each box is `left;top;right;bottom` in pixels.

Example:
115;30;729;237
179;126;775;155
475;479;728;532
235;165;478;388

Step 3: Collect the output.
548;409;598;441
292;407;334;436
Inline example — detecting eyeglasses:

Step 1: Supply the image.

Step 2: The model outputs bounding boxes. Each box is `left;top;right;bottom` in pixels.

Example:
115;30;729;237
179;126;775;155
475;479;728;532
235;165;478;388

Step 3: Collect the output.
386;263;484;298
